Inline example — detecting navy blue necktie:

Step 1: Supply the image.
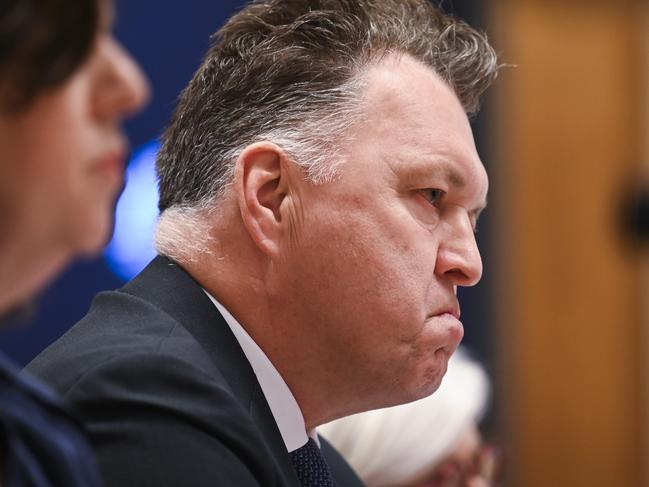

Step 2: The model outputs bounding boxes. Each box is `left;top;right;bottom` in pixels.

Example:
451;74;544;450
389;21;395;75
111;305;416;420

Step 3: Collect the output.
290;438;333;487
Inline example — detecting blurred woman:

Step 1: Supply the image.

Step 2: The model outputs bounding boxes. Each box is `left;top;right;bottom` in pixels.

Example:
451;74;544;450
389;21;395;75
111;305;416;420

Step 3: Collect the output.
0;0;149;484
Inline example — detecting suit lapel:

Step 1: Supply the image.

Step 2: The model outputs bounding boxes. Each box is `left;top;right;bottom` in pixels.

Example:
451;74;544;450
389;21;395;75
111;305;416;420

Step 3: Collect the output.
122;256;301;486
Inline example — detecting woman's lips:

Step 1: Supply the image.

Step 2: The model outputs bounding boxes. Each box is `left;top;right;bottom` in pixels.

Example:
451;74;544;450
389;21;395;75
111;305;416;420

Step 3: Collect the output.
93;151;126;179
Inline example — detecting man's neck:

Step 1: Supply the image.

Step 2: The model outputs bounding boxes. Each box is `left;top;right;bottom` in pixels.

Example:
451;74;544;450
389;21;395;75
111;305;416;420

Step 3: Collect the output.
182;251;341;430
178;210;385;430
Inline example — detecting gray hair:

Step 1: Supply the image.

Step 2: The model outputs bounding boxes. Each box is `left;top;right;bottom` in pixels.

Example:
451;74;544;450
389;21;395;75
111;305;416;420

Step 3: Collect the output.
155;0;498;259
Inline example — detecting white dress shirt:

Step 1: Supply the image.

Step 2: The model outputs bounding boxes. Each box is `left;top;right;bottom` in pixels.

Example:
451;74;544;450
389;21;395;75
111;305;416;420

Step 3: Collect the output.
204;291;317;452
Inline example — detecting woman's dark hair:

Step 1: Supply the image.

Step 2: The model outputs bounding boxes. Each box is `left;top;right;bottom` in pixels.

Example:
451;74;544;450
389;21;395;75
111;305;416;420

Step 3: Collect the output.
0;0;99;111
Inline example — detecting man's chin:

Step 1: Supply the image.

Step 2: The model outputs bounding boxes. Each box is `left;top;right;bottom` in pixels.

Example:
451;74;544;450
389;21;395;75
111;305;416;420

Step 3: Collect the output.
414;361;449;399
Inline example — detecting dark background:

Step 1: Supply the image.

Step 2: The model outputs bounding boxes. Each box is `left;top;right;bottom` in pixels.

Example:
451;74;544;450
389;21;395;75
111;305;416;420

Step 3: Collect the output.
0;0;493;371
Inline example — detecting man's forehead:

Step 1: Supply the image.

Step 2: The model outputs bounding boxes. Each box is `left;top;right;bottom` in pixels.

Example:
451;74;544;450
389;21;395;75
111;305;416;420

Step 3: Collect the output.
354;55;473;146
358;54;460;110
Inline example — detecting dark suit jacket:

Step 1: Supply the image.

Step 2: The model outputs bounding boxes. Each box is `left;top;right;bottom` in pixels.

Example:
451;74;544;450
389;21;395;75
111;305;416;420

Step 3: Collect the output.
0;353;100;486
26;256;363;487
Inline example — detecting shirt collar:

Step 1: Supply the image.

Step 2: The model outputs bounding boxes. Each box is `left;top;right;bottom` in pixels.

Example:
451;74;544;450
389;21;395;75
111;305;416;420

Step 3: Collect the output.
204;291;317;452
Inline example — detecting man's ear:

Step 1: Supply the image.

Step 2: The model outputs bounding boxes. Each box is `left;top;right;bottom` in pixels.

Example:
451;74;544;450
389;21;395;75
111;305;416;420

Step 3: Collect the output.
234;142;290;257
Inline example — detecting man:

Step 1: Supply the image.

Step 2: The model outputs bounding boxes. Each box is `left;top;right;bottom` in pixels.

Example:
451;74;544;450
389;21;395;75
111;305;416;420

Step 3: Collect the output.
27;1;498;485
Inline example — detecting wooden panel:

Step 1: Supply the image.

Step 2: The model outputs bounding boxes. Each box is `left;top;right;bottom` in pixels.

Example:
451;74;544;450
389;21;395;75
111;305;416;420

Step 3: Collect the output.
488;1;648;485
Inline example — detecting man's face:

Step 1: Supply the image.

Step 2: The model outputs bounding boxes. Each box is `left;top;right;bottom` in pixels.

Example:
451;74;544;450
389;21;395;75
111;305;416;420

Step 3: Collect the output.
278;54;488;413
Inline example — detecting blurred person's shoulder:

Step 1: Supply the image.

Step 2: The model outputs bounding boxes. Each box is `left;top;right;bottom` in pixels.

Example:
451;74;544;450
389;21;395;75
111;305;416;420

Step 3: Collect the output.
1;351;100;486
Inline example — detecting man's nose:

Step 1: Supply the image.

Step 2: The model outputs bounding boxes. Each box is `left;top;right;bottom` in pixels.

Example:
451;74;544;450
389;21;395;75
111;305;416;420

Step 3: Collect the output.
434;210;483;287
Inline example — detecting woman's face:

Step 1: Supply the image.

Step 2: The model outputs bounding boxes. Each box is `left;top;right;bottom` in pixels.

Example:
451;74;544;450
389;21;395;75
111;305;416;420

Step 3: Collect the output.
0;9;149;263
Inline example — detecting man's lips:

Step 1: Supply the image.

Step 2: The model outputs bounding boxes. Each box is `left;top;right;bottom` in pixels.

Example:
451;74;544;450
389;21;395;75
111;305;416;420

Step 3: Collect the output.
427;308;464;350
433;303;461;320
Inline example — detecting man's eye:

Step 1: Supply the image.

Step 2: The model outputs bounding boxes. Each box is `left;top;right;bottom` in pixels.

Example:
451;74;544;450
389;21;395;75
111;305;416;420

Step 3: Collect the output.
419;188;445;206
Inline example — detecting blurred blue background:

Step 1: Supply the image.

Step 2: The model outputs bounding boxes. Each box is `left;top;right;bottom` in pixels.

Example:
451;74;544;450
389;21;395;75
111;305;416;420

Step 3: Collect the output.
0;0;492;367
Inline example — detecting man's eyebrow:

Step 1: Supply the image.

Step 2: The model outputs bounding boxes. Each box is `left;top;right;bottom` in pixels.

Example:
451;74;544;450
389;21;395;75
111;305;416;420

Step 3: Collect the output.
400;157;488;209
446;167;466;189
400;157;467;187
435;163;489;215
